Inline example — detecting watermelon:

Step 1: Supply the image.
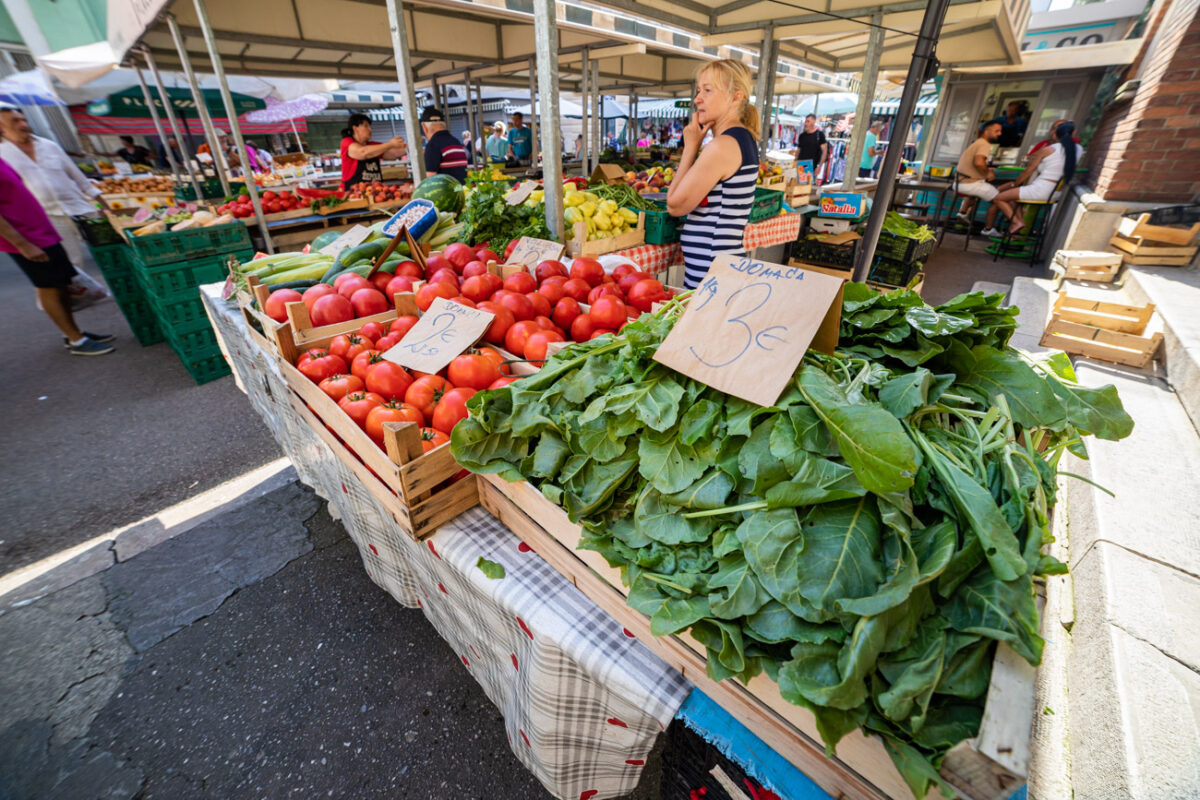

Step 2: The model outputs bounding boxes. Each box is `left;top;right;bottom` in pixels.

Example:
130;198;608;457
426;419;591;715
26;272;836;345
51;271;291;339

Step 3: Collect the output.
413;174;464;215
310;230;342;250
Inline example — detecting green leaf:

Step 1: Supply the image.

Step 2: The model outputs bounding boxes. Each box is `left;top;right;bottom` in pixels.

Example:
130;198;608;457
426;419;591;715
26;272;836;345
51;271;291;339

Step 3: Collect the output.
949;343;1067;431
835;526;919;617
638;431;706;494
946;570;1043;665
594;372;686;432
708;552;771;619
797;365;919;495
476;557;506;579
936;634;992;698
744;601;846;645
574;413;628;463
794;498;886;617
691;619;757;683
911;702;983;751
634;488;713;545
736;509;813;619
878;369;935;418
449;416;529;474
882;737;955;799
738;419;791;495
678;398;722;445
912;519;957;585
876;619;946;724
765;451;865;509
561;450;638;521
1046;378;1134;441
662;470;735;510
904;305;975;337
529;432;570;479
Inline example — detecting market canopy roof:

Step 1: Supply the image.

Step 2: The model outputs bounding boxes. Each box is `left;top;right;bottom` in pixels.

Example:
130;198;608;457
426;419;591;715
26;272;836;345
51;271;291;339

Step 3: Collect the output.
872;92;939;116
68;107;304;137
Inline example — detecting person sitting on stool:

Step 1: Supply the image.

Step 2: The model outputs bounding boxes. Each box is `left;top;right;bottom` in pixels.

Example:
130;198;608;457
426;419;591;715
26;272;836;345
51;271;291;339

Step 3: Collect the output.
982;121;1082;238
954;120;1002;223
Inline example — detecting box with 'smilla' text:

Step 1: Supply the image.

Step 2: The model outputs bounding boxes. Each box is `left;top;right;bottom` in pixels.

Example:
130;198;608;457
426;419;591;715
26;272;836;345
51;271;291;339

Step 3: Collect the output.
818;192;865;218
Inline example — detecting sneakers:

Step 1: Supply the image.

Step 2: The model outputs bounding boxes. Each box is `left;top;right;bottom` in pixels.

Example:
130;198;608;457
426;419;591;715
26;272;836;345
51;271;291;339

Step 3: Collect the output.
67;336;116;356
981;226;1004;238
62;331;115;348
955;211;972;223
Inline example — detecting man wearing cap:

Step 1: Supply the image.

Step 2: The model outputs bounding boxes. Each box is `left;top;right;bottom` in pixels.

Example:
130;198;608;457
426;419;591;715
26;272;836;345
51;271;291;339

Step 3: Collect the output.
420;106;468;182
485;121;507;164
506;111;533;166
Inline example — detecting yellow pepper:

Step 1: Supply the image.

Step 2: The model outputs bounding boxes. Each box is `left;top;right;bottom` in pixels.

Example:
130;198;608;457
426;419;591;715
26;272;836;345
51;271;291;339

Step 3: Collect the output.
610;213;623;230
619;208;639;224
565;193;585;207
582;192;599;203
564;207;582;225
580;201;597;218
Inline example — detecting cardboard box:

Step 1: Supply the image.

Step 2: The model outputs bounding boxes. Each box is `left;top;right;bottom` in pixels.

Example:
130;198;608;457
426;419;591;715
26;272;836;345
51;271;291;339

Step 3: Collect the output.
818;192;866;218
590;164;626;185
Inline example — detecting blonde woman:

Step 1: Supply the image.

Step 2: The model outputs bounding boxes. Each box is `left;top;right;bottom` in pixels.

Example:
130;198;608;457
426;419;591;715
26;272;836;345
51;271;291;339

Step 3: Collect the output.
667;59;761;288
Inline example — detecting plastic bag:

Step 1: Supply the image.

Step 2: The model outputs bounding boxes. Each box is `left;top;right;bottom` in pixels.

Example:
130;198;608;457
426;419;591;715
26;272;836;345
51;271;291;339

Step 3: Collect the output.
67;268;111;310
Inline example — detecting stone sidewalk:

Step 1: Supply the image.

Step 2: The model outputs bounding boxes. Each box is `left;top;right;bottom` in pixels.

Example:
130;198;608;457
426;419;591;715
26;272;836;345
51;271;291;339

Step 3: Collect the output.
0;480;655;800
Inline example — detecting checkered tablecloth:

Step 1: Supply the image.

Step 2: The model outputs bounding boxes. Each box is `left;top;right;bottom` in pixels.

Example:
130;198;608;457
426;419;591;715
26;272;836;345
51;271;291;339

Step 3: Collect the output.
201;286;692;800
743;213;803;251
607;242;683;276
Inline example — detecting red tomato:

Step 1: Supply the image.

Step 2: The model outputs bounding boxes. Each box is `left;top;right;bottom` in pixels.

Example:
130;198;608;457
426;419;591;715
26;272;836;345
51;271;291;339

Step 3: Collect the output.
552;297;582;331
358;321;388;342
375;332;401;351
588;284;623;305
264;288;302;323
618;270;654;295
310;293;355;326
385;275;415;300
431;387;477;434
503;271;537;294
462;260;488;278
479;303;515;345
570;313;596;342
562;278;591;303
526;292;553;318
336;275;372;299
475;345;511;376
535;260;568;283
416;281;459;311
487;376;521;390
447;353;501;390
590;329;617;339
498;292;534;321
296;347;330;368
318;373;364;402
389;315;419;338
365;401;425;446
450;297;476;309
504;319;542;357
461;275;494;303
405;375;451;421
338;391;385;428
350;350;383;383
524;330;566;366
627;278;669;313
424;252;452;275
482;273;504;294
365;361;413;401
302;283;336;311
328;333;372;363
420;427;451;453
475;248;500;265
533;315;559;332
540;275;568;289
370;271;393;294
570;257;605;287
428;267;460;287
297;351;348;383
537;281;565;305
590;296;629;329
443;242;476;272
612;263;637;281
262;190;277;201
395;261;424;280
503;239;519;260
350;287;389;317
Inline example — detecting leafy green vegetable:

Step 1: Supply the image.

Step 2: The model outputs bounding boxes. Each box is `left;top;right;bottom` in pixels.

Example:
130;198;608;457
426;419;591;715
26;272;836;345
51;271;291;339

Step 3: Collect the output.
458;179;554;246
476;557;506;579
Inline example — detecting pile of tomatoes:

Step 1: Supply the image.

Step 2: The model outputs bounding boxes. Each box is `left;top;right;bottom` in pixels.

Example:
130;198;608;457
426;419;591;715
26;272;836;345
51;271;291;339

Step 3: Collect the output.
264;269;416;327
217;189;304;219
293;316;519;453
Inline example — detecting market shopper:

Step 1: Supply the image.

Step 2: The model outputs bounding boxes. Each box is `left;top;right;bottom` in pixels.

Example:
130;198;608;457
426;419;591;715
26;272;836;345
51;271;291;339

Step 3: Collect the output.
982;121;1082;237
0;157;113;355
420;107;469;182
666;59;760;289
953;120;1002;222
339;113;407;190
506;112;533;166
485;122;508;164
461;130;476;166
793;114;828;182
115;136;154;167
860;120;884;178
0;108;109;270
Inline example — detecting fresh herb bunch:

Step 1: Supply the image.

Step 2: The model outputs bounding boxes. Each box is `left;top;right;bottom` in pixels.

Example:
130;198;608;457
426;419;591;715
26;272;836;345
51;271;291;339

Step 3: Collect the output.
882;211;936;243
452;285;1133;798
459;179;553;245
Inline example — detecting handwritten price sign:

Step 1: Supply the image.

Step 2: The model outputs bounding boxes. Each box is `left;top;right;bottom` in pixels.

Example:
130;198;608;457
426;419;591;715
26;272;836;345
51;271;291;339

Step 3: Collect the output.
507;236;564;269
318;224;371;257
653;254;845;406
381;297;495;374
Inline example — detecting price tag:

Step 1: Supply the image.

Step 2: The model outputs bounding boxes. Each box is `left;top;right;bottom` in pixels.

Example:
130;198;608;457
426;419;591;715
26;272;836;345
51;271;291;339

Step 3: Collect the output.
318;224;370;257
507;236;565;268
653;254;845;407
505;181;538;206
381;297;496;374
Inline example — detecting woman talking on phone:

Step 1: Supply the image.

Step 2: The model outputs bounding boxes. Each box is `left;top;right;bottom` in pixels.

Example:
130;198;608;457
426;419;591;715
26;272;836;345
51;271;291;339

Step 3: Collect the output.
666;59;760;289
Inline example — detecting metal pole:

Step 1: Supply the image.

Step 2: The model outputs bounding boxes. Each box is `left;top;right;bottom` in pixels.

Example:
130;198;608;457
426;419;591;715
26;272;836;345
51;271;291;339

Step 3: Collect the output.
628;91;635;152
193;0;274;252
854;0;952;281
755;26;777;156
133;66;182;185
167;12;231;196
431;77;441;123
843;13;884;191
289;118;305;154
464;74;477;168
527;57;540;167
532;0;563;240
140;50;204;203
385;0;426;183
592;60;601;171
580;49;590;176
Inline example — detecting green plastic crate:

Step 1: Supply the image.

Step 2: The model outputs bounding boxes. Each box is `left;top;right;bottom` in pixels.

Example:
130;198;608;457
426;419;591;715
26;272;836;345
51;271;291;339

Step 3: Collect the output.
75;216;125;246
133;249;253;299
748;187;784;223
127;222;251;267
876;231;936;264
160;314;219;356
637;202;680;245
169;341;230;385
148;292;209;327
112;297;164;346
129;319;165;347
174;179;227;202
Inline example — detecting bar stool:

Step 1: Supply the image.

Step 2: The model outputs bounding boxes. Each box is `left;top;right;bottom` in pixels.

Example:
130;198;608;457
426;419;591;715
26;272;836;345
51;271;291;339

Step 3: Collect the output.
991;178;1068;266
947;171;985;251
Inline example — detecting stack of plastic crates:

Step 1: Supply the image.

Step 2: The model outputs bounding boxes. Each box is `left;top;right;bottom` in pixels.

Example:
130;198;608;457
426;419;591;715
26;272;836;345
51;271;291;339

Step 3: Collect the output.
87;242;164;346
128;223;253;384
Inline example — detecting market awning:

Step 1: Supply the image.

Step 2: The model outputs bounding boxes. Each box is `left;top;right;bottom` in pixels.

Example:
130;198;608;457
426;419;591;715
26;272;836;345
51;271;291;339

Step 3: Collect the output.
69;107;305;137
86;85;264;119
634;99;691;119
872;93;940;116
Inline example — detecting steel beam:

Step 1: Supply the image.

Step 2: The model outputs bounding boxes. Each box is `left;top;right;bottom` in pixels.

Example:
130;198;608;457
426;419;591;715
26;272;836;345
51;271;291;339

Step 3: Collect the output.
140;50;205;203
133;66;183;187
385;0;427;184
527;57;540;164
532;0;563;240
841;13;883;192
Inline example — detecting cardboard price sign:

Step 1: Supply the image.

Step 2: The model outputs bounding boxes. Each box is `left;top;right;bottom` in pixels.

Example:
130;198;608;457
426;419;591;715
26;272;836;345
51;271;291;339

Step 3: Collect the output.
507;236;565;269
653;254;845;406
381;297;495;374
318;224;371;257
505;181;538;206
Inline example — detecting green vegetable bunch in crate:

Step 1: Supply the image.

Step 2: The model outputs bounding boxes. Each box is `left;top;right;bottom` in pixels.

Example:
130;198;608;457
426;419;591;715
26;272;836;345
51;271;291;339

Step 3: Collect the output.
879;212;936;264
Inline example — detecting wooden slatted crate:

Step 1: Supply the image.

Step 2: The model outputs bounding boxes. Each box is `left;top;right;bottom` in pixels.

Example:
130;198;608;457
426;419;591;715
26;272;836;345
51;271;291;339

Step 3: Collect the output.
1051;251;1122;283
1108;232;1198;266
1040;318;1163;368
1049;294;1154;334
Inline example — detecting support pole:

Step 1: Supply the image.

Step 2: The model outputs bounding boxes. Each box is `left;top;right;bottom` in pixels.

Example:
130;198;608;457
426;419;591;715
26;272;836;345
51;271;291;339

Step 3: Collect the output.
755;26;777;156
464;73;477;168
167;12;230;196
194;0;274;252
431;77;442;123
385;0;426;183
289;118;304;154
628;91;636;152
532;0;563;240
475;79;484;149
527;57;540;167
580;48;590;176
133;66;183;186
140;50;204;203
854;0;952;281
592;60;601;171
843;13;884;191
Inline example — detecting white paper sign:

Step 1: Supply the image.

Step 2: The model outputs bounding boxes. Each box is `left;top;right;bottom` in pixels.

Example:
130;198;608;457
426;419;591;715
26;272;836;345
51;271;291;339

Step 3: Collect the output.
318;224;371;257
381;297;496;374
505;181;537;206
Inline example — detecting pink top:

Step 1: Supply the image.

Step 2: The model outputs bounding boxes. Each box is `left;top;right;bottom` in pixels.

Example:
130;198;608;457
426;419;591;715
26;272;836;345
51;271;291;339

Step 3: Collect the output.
0;156;59;254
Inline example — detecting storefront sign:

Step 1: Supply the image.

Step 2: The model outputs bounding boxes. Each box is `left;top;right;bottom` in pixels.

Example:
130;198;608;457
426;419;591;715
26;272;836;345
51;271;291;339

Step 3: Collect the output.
507;237;565;268
653;255;844;406
382;296;495;374
818;192;865;218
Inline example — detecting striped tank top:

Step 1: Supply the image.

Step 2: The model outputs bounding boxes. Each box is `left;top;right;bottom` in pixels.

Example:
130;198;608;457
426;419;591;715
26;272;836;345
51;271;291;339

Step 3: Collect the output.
679;127;759;289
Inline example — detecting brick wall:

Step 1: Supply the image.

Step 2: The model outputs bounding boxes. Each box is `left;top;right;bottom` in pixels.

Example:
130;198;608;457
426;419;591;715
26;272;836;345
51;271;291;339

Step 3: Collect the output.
1088;0;1200;203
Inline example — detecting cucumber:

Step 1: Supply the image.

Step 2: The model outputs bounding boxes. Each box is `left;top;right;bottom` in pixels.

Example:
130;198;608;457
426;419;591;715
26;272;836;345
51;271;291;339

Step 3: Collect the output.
319;240;387;284
272;279;318;291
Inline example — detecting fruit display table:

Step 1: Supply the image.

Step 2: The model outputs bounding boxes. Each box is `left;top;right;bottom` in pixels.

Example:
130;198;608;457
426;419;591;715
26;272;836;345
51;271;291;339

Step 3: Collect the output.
744;212;804;251
199;284;691;800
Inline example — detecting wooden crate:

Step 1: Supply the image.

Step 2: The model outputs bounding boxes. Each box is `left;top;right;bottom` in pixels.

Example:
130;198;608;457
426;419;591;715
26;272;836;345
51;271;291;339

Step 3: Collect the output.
1109;232;1198;266
1051;251;1122;283
1040;318;1163;368
1116;213;1200;246
257;207;313;224
477;474;1027;800
1050;294;1154;335
282;297;403;353
316;198;371;216
565;212;645;257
